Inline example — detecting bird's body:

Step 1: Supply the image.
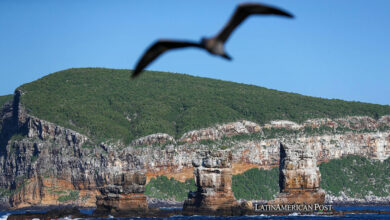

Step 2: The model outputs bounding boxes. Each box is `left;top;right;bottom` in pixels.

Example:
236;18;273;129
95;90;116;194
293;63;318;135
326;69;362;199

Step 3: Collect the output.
201;37;231;59
132;2;293;78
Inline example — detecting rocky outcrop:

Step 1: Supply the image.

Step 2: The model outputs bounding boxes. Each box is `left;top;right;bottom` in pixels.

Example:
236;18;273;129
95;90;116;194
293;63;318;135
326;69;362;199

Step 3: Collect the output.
132;115;390;181
132;133;176;146
326;192;390;205
178;116;390;144
182;150;239;215
26;116;87;146
264;120;302;130
269;143;325;205
95;172;148;214
134;131;390;183
179;120;261;144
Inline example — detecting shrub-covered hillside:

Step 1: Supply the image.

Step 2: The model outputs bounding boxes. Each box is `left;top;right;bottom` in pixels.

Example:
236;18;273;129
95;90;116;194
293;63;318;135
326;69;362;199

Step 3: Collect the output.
320;155;390;198
145;176;196;201
0;95;12;107
17;68;390;143
232;167;279;200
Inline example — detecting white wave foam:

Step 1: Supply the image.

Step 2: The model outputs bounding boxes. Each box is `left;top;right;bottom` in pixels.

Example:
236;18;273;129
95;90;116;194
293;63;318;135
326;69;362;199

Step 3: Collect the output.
288;212;299;216
0;213;10;220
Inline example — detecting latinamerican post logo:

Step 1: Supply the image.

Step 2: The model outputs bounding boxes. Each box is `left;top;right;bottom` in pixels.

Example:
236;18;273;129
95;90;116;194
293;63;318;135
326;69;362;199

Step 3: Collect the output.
255;204;333;213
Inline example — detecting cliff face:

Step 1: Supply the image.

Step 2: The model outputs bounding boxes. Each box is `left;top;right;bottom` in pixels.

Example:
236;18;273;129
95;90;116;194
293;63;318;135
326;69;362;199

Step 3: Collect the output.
0;91;144;208
1;90;390;209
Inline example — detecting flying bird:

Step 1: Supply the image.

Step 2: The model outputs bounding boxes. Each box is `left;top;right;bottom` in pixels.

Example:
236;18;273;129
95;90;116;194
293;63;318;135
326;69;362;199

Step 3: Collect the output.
132;2;293;78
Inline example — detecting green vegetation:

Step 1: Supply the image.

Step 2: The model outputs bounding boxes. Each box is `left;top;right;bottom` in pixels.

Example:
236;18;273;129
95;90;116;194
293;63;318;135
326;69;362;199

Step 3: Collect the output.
145;176;196;201
30;155;38;163
0;178;30;198
57;190;80;202
0;94;12;107
0;188;13;197
53;190;67;195
232;168;279;200
221;128;300;142
5;134;26;155
17;68;390;144
81;140;95;149
320;155;390;198
219;145;230;150
9;134;25;143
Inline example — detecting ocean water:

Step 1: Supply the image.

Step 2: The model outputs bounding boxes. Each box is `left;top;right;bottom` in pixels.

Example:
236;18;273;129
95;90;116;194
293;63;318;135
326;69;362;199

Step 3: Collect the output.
1;206;390;219
0;210;46;220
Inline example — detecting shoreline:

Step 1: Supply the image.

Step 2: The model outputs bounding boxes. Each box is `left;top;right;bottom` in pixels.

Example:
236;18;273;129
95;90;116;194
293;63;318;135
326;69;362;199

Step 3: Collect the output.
2;206;390;219
1;200;389;212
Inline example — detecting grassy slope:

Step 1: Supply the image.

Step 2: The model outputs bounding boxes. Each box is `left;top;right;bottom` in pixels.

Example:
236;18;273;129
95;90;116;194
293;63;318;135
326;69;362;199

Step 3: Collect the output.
0;95;13;108
18;68;390;143
232;167;279;200
145;156;390;201
320;155;390;198
145;176;196;201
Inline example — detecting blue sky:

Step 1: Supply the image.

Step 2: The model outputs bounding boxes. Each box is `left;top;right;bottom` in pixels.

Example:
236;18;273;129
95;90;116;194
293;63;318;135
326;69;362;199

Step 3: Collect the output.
0;0;389;105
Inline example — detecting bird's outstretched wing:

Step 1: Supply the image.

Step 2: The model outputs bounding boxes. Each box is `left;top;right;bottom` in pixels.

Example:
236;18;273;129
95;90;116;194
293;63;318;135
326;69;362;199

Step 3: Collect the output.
215;3;294;43
132;40;202;78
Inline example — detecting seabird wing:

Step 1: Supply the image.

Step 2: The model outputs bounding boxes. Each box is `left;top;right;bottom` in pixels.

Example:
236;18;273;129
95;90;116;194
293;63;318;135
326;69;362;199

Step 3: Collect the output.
132;40;201;78
215;3;294;43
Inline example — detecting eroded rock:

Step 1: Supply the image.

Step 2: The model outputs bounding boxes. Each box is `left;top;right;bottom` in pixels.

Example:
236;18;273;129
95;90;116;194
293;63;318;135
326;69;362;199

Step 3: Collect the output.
131;133;176;146
269;143;325;205
95;172;148;214
179;120;262;144
183;149;239;215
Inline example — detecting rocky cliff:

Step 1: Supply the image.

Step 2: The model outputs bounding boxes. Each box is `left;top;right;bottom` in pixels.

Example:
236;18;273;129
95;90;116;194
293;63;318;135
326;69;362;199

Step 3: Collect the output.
269;143;325;204
95;172;148;214
183;150;238;215
0;91;144;209
1;90;390;209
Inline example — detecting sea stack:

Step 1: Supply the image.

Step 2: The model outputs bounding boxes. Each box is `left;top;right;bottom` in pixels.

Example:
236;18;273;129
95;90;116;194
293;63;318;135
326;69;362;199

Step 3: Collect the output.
182;149;239;215
94;171;148;215
269;143;325;204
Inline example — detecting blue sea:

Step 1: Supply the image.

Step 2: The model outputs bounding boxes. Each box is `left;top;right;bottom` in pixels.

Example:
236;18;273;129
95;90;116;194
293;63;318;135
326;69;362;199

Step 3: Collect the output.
1;206;390;219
